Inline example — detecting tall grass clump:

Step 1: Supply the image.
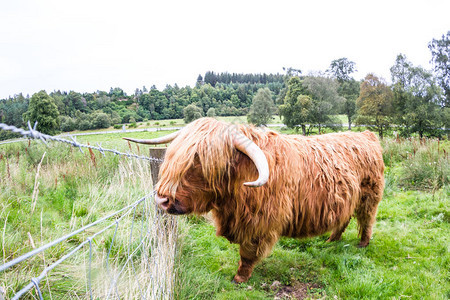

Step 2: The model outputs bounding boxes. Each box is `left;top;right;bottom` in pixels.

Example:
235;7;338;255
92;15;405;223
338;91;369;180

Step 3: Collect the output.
382;137;449;190
0;139;178;299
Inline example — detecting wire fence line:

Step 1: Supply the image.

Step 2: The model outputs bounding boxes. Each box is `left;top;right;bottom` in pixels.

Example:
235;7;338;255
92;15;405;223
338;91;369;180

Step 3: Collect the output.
0;122;178;299
1;193;178;299
0;122;163;163
0;125;184;146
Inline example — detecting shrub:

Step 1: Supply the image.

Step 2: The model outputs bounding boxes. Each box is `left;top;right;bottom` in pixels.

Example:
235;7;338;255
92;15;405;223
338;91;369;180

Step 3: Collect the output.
92;113;111;129
113;124;121;129
206;108;216;118
78;120;92;131
60;116;76;132
183;104;203;123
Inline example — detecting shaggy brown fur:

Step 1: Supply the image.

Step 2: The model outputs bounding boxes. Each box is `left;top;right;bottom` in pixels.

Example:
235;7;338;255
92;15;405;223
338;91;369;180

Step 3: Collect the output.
155;118;385;283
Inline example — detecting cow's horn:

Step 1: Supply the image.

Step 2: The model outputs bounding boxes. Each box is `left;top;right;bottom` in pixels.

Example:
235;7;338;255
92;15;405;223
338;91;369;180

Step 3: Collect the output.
123;130;180;144
233;133;269;187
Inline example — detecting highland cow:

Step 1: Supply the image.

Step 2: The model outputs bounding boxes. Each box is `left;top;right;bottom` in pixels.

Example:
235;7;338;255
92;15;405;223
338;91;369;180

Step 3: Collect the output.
124;118;385;283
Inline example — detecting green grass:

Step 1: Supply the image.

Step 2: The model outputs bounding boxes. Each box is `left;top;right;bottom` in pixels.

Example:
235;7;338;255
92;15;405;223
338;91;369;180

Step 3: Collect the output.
175;187;449;299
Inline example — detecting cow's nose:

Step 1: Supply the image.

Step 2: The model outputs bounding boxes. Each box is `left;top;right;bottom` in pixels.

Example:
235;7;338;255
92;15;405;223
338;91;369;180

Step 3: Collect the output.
155;194;169;209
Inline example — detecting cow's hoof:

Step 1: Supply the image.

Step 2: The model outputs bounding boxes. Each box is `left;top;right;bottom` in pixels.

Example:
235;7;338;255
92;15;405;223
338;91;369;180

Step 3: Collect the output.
232;275;248;284
357;241;369;248
326;236;341;243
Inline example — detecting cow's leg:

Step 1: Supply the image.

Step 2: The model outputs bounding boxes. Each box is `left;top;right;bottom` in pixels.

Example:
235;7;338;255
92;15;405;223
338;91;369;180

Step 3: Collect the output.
356;181;383;247
233;236;277;283
327;219;350;242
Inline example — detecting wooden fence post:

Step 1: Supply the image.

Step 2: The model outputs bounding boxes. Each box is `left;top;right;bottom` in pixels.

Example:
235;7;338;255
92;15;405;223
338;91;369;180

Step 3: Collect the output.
149;147;167;187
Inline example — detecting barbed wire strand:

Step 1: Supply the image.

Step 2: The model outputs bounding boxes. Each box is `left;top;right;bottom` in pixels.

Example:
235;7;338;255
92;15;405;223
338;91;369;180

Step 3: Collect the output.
0;121;163;163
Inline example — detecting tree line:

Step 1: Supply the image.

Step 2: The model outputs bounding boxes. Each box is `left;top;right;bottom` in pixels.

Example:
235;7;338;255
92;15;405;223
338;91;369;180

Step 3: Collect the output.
0;31;448;140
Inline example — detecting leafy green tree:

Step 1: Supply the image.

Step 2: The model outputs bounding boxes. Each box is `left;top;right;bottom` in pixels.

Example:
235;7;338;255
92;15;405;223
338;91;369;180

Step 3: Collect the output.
391;54;444;137
303;75;344;132
0;94;28;127
206;107;216;117
338;79;360;130
327;58;356;83
183;104;203;123
328;58;359;129
50;91;66;114
148;88;169;119
196;74;204;86
92;112;111;129
355;74;393;139
23;90;60;134
279;77;312;135
63;91;87;116
230;95;241;108
109;87;126;100
0;94;29;140
247;88;276;126
429;31;450;108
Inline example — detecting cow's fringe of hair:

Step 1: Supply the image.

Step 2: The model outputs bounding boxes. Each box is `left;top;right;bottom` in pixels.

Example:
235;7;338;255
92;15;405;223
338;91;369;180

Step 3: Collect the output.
157;118;236;198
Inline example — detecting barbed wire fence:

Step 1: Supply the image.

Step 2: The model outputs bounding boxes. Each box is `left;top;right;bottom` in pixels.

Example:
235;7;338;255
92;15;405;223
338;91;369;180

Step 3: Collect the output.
0;122;163;163
0;122;177;299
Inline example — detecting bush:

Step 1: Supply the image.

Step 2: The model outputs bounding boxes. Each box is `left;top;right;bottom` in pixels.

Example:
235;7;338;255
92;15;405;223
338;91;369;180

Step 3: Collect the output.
121;112;138;124
113;124;121;129
78;120;92;131
60;116;76;132
92;113;111;129
128;122;137;129
183;104;203;123
206;108;216;118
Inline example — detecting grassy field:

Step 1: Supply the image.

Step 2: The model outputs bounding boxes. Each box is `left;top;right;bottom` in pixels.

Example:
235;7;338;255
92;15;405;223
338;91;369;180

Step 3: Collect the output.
1;119;449;299
64;114;285;135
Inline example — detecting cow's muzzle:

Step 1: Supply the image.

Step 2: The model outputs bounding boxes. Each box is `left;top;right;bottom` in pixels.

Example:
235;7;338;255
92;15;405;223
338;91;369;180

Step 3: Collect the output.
155;194;170;209
155;194;187;215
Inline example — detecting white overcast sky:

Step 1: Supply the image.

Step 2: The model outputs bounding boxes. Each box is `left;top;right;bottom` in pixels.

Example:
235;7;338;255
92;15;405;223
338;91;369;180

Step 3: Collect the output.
0;0;449;99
